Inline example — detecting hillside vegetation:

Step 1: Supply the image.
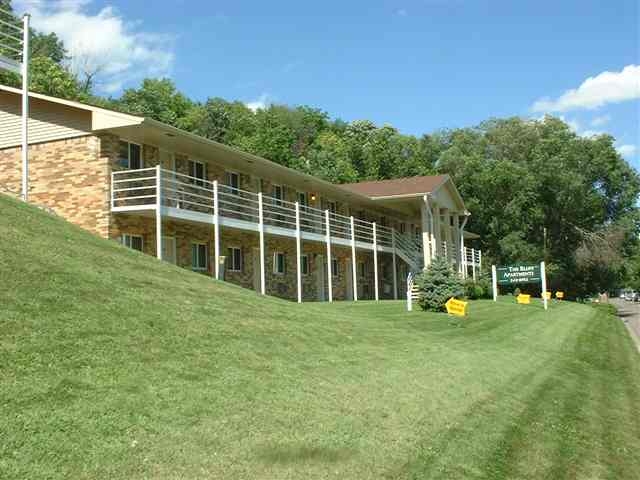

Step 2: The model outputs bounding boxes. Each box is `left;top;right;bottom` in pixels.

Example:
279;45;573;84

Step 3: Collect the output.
1;194;639;479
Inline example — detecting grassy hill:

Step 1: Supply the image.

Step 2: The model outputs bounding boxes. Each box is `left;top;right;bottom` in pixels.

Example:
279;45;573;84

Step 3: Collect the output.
1;193;639;479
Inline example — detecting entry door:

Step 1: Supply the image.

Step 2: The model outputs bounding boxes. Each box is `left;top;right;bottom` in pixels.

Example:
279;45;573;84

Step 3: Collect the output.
316;255;325;301
162;236;176;264
252;248;261;293
346;258;354;300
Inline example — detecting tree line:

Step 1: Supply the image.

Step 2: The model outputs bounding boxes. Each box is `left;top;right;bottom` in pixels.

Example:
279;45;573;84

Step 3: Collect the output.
1;2;638;298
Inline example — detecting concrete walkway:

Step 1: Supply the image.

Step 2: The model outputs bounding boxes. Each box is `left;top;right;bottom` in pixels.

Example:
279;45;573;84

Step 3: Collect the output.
612;298;640;353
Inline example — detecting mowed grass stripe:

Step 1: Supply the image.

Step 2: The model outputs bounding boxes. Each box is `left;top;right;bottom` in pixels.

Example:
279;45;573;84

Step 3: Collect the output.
1;194;639;479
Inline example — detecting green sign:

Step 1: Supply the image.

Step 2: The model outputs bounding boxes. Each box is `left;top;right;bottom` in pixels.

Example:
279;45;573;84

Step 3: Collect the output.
496;264;541;285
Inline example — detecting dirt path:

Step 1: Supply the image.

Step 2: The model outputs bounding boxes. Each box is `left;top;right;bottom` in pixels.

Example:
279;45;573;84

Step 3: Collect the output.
612;298;640;353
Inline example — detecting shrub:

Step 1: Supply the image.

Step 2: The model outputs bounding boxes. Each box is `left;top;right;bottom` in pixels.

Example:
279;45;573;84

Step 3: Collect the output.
463;274;493;300
415;256;464;312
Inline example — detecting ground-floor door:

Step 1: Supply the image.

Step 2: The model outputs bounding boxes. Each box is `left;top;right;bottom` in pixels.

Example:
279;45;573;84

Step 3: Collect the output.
162;236;176;264
316;254;325;301
252;248;260;293
346;258;354;300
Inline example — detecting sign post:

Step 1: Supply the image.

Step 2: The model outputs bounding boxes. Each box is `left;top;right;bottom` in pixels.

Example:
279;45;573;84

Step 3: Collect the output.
540;261;548;310
491;264;498;301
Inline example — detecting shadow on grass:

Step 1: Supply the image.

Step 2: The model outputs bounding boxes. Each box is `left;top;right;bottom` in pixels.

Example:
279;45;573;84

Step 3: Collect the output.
257;444;356;464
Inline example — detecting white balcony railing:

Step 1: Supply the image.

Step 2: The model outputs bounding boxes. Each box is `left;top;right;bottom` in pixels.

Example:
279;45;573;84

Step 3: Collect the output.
111;167;482;273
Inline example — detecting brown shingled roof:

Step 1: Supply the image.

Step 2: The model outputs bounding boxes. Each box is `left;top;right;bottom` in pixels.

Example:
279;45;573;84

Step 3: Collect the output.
340;175;449;198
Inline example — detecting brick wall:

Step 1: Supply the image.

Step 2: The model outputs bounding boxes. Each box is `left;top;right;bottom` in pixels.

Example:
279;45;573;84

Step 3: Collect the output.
0;135;111;237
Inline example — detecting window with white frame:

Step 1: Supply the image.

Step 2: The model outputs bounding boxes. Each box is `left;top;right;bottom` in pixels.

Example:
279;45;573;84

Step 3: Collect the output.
301;254;310;275
227;247;242;272
121;234;143;252
273;252;286;275
226;171;240;194
191;243;208;271
331;257;339;277
189;160;206;186
118;141;142;169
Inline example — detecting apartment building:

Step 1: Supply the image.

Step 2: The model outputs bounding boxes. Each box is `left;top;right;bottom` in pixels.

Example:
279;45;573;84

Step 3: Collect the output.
0;85;482;302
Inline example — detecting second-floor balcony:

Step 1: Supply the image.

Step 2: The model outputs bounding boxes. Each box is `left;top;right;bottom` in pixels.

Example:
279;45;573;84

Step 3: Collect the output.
111;167;481;273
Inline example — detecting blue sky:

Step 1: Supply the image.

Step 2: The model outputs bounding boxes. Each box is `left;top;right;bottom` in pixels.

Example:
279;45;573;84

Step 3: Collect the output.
15;0;639;168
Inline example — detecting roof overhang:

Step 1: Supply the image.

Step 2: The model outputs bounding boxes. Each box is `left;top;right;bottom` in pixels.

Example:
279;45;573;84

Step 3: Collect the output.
361;175;468;217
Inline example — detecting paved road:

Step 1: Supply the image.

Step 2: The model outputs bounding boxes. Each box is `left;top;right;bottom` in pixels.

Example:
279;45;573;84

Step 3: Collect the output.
612;298;640;352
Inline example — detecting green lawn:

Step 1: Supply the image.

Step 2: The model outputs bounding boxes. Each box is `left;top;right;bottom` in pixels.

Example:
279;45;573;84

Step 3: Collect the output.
1;193;639;479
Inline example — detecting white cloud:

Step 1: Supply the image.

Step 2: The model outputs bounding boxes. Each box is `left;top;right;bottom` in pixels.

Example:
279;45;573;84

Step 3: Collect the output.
617;144;637;157
590;114;611;127
14;0;175;93
579;130;605;138
532;64;640;112
245;93;271;112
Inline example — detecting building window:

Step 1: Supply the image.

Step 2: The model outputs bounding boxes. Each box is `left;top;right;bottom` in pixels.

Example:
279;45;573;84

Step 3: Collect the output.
331;258;339;277
297;191;308;209
227;247;242;272
301;254;310;275
121;234;143;252
400;222;406;234
226;171;240;194
272;184;284;204
191;243;208;271
273;252;286;275
358;261;366;279
118;141;142;169
189;160;206;186
327;201;337;214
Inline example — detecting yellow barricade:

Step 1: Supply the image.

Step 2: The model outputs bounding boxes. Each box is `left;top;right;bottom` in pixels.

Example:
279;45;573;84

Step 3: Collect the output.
555;291;564;299
445;297;468;317
517;294;531;304
543;291;551;300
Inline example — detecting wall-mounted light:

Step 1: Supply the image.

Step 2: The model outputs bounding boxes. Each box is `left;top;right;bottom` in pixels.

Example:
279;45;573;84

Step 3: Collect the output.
310;193;316;201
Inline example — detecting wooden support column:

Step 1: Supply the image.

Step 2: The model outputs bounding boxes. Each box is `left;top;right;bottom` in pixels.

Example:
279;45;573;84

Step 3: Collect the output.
372;222;379;301
421;195;432;268
213;180;220;279
453;213;461;272
257;192;266;295
459;214;469;277
325;210;333;303
443;209;452;262
433;206;442;258
295;202;302;303
350;216;358;302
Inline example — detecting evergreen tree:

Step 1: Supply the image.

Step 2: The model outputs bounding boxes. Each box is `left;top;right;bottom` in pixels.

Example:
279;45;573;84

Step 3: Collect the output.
415;257;464;312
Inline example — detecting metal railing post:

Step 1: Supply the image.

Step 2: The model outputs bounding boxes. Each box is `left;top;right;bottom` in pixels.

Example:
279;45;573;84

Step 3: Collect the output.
350;216;358;302
295;202;302;303
258;192;266;295
155;165;162;260
391;230;398;300
20;14;30;202
213;180;220;280
325;210;333;303
372;222;379;301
